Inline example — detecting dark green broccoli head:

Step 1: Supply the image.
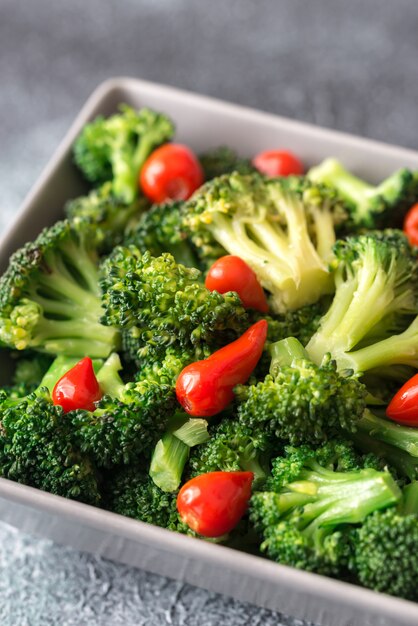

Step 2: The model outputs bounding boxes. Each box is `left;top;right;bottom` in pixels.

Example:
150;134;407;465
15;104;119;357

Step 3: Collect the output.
0;389;100;504
73;105;175;203
0;219;120;358
103;464;180;529
237;351;367;446
188;416;278;486
198;147;255;181
184;172;346;312
351;507;418;600
100;248;248;358
12;353;52;387
308;158;418;229
123;200;199;268
250;441;401;576
70;377;176;468
65;182;148;253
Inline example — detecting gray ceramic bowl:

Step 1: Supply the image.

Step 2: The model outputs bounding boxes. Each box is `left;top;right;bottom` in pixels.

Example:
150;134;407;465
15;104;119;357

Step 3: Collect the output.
1;78;418;626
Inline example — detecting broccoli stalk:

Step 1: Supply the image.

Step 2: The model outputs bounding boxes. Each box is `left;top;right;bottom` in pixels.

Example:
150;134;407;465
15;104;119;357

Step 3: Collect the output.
184;173;347;312
250;442;401;576
308;158;418;228
236;337;367;445
357;410;418;458
149;414;210;492
0;220;120;358
73;105;175;203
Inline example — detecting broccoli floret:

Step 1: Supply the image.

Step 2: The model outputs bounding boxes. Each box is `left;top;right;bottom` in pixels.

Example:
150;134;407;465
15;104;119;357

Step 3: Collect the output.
188;416;277;486
0;388;100;504
103;464;181;529
123;200;200;268
250;441;401;576
308;158;418;229
100;248;248;359
0;220;120;358
236;338;367;445
70;354;177;468
306;233;418;374
65;182;148;253
198;147;255;181
184;173;347;312
73;105;174;203
351;488;418;599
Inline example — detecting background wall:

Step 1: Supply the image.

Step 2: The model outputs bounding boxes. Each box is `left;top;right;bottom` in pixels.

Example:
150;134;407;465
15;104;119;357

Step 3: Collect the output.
0;1;417;624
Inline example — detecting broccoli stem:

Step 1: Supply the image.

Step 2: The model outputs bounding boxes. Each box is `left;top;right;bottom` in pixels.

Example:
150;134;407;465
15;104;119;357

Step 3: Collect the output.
269;337;309;373
96;353;125;398
149;433;190;492
150;415;209;492
358;411;418;457
350;429;418;481
336;317;418;373
402;482;418;515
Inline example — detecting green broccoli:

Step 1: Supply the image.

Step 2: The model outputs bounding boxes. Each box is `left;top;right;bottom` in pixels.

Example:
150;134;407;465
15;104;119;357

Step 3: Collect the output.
70;353;177;468
0;359;101;505
356;410;418;460
103;464;181;529
306;233;418;374
65;182;148;252
149;413;210;492
188;416;278;486
308;158;418;229
198;146;255;181
236;338;367;445
12;353;53;387
123;200;200;268
0;220;120;358
183;172;347;312
73;105;174;203
250;441;401;576
350;482;418;599
100;248;248;360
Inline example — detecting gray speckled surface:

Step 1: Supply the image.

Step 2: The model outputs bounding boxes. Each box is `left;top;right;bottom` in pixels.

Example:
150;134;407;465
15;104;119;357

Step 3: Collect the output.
0;1;417;624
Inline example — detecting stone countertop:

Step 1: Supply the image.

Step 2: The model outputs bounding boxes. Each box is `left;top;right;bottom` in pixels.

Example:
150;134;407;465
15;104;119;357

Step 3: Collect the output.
0;1;417;624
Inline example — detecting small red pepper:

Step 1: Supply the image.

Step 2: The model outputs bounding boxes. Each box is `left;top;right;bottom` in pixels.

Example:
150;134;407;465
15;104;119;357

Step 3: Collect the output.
403;203;418;248
177;471;254;537
205;255;269;313
52;357;102;413
386;372;418;427
175;320;268;417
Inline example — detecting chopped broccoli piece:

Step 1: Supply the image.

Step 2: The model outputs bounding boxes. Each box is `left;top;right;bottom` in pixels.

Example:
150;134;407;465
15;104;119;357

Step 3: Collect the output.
198;147;255;181
12;353;53;387
188;416;277;486
103;464;180;529
250;441;401;576
306;233;418;374
0;388;100;503
123;200;200;268
73;105;174;203
100;248;248;359
308;158;418;229
149;413;209;492
0;220;120;358
184;173;347;312
351;496;418;599
237;338;367;445
357;409;418;459
65;182;148;252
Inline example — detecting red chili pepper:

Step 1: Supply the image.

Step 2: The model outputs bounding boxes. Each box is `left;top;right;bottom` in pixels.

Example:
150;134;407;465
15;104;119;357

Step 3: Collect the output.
252;149;304;178
205;255;269;313
175;320;268;417
386;372;418;427
177;471;254;537
139;143;204;203
52;357;102;413
403;203;418;247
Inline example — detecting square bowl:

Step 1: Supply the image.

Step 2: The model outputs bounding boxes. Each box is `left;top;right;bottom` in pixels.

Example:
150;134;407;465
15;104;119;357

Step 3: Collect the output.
1;77;418;626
